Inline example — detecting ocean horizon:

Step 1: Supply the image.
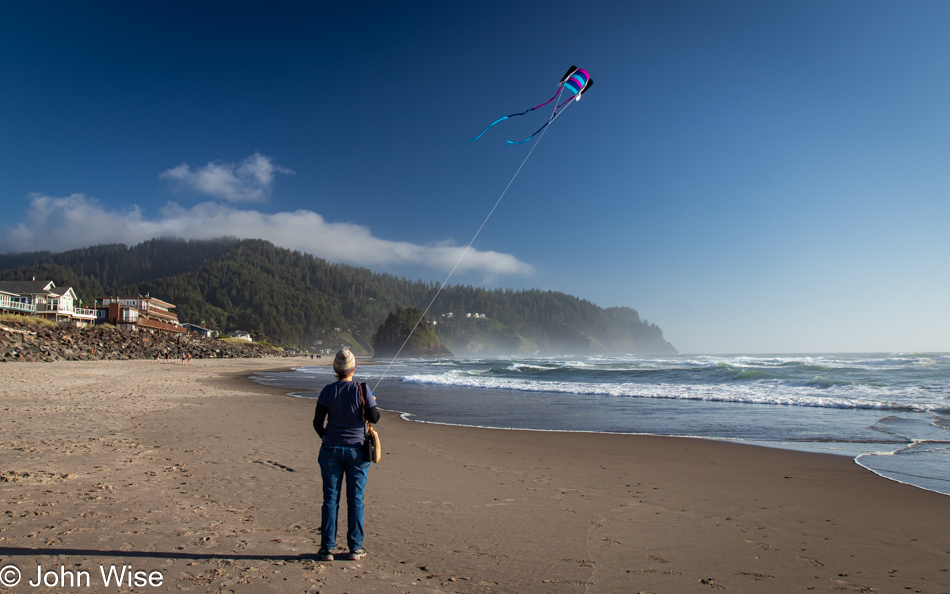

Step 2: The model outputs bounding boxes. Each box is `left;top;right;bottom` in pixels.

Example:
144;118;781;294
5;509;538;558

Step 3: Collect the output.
252;352;950;497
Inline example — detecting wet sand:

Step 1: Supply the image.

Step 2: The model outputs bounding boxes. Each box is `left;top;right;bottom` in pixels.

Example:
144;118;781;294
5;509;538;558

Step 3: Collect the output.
1;359;948;593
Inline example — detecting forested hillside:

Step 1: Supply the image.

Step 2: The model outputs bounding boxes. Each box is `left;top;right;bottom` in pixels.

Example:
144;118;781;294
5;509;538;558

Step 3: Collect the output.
0;238;677;356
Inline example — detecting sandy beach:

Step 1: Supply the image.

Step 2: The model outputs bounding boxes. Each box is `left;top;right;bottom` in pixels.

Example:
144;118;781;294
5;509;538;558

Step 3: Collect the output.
1;359;948;593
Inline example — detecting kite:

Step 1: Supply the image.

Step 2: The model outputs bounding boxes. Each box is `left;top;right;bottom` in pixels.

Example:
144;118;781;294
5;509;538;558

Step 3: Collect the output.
468;65;593;146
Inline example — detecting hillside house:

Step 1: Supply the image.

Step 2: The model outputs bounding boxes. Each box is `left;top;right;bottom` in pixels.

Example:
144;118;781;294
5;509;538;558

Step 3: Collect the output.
0;280;96;327
0;289;33;315
182;323;215;338
95;295;185;335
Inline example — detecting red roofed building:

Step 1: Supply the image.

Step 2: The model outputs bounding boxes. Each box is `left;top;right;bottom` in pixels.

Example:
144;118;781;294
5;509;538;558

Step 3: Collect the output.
95;295;186;335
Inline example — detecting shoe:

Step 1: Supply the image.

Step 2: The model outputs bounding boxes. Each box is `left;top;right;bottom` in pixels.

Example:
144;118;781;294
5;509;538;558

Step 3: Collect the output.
347;547;366;560
315;548;334;561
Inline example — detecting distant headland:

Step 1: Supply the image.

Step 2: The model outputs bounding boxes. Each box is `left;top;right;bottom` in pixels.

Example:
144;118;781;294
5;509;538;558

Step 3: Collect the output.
0;238;677;357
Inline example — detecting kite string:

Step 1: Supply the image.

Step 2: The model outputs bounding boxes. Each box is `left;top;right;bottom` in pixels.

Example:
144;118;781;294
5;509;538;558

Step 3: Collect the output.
371;97;574;393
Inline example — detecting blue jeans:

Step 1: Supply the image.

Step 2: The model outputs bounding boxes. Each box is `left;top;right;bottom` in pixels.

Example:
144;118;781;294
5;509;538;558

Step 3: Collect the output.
318;444;370;550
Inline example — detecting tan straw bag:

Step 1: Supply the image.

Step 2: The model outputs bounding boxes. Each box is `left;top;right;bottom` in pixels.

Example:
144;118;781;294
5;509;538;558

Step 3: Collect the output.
359;382;382;463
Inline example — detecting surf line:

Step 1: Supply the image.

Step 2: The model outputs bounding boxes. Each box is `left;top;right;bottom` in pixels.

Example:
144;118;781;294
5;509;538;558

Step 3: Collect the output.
371;100;576;392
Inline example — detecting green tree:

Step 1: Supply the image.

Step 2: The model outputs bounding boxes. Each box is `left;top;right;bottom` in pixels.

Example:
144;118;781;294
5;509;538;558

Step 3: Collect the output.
0;238;677;355
372;308;452;358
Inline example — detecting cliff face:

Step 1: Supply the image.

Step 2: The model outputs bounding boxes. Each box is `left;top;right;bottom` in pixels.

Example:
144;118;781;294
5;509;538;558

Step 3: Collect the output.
433;312;677;357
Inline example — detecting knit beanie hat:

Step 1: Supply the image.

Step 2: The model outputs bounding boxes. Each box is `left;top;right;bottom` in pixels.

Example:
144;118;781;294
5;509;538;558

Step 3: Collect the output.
333;349;356;376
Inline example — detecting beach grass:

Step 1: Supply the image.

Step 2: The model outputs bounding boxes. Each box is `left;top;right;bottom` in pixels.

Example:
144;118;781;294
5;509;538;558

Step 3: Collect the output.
0;312;59;327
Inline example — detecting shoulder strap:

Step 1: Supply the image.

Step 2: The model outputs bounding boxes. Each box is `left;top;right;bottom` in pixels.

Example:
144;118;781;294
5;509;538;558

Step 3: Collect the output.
356;382;370;433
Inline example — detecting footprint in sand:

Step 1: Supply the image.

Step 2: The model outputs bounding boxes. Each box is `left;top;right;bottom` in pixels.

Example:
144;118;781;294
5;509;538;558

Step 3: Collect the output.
797;555;824;567
831;577;875;592
252;460;296;472
735;571;775;580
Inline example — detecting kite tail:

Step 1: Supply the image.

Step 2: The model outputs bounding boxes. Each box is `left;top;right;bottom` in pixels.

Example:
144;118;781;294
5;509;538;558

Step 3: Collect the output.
468;115;510;142
506;94;577;145
467;86;563;142
505;118;553;145
552;93;577;114
527;86;564;112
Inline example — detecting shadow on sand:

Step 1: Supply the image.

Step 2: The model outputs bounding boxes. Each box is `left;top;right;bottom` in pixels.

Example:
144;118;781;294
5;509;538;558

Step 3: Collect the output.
0;546;322;562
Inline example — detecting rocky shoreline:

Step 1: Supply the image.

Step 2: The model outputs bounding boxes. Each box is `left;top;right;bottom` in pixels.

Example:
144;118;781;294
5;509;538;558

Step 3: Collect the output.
0;318;285;362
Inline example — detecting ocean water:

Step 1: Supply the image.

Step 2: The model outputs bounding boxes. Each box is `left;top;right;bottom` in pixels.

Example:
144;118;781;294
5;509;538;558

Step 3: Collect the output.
252;353;950;496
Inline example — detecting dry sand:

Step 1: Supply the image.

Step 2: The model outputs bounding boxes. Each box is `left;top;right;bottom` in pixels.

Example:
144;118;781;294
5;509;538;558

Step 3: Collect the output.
1;359;948;593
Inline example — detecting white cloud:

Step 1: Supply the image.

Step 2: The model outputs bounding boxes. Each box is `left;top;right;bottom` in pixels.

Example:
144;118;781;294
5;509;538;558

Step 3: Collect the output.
159;153;294;202
0;194;534;277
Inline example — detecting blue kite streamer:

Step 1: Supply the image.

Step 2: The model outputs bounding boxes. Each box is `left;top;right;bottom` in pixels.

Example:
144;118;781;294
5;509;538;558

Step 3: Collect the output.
468;65;593;145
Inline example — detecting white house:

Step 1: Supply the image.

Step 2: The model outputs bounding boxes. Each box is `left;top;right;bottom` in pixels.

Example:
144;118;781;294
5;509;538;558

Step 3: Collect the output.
0;280;96;327
0;289;35;315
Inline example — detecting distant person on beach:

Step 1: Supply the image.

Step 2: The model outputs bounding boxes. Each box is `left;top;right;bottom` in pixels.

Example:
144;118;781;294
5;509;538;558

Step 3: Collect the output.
312;349;379;561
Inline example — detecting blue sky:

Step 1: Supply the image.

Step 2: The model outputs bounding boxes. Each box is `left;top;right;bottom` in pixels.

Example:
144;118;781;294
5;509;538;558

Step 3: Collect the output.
2;1;948;353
